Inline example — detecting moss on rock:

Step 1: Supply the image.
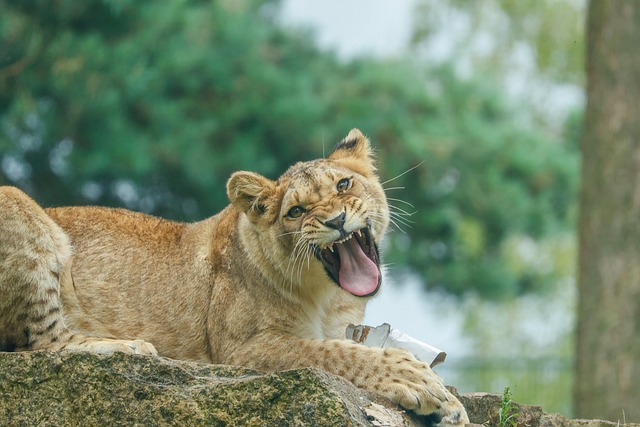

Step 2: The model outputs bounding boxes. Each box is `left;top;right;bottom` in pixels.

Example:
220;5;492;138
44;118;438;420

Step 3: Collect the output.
0;351;413;426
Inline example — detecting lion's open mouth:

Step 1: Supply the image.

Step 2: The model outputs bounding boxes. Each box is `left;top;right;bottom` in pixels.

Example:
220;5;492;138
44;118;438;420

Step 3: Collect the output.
314;227;381;297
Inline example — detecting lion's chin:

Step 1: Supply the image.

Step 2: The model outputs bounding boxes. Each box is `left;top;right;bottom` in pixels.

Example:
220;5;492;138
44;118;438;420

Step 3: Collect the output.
315;227;381;297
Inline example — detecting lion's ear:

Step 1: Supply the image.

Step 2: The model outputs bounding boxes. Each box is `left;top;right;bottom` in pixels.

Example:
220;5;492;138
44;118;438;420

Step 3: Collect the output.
227;171;276;222
328;128;376;176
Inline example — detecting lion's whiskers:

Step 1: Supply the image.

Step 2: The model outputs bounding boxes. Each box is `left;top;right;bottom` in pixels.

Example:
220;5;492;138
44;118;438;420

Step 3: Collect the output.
372;190;416;233
388;205;415;227
386;197;414;209
381;162;423;187
369;209;412;233
279;234;303;288
368;213;391;232
285;232;316;292
288;237;307;287
276;230;304;238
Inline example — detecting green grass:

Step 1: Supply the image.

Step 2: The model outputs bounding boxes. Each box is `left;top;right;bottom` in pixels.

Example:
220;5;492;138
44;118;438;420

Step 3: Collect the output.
498;386;519;427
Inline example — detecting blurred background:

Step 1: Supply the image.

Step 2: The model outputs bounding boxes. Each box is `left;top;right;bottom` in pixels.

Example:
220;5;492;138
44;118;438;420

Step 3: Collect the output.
1;0;586;416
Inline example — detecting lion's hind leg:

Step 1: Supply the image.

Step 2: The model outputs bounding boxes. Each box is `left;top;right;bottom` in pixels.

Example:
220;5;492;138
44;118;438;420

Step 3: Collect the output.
0;186;156;356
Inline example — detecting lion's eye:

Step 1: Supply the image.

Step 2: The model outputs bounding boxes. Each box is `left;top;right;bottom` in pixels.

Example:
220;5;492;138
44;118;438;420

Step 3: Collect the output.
337;178;350;192
286;206;305;219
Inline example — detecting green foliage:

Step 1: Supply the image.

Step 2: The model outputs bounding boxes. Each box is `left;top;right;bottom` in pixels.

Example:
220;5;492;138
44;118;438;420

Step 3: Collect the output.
412;0;586;84
1;0;328;216
382;66;579;298
0;0;579;298
499;386;519;427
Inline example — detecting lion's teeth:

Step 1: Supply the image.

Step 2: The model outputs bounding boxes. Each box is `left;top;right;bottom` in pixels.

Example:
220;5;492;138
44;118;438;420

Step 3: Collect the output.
329;244;335;253
355;229;362;237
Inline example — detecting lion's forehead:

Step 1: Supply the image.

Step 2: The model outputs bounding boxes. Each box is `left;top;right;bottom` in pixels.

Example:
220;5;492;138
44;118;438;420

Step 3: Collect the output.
281;160;339;181
278;162;349;206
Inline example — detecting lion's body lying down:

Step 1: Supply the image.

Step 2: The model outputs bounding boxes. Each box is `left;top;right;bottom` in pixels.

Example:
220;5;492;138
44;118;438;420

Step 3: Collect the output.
0;129;468;425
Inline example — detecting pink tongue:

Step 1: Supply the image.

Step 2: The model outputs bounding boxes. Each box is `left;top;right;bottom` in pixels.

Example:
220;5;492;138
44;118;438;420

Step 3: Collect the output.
336;238;379;296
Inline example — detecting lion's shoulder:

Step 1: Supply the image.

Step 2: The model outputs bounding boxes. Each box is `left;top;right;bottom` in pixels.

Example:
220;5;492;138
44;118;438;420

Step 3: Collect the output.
46;205;186;248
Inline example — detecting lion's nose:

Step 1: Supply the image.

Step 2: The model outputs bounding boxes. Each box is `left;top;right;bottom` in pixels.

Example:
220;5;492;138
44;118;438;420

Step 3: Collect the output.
324;211;346;230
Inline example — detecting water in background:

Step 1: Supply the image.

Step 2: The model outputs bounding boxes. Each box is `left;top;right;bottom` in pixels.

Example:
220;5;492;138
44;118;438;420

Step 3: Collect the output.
363;274;576;417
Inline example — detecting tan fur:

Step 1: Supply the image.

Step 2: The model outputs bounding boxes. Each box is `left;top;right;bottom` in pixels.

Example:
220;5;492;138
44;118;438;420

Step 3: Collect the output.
0;129;468;425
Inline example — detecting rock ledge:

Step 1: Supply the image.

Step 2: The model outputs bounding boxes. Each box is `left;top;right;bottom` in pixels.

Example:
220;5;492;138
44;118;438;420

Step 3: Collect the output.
1;351;637;426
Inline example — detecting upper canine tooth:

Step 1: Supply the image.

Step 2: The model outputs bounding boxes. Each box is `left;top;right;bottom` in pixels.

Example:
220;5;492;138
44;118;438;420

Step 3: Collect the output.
329;244;335;252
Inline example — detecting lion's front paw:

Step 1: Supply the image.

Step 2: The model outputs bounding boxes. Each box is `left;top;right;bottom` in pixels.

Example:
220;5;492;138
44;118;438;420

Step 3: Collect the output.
61;337;158;356
426;388;470;427
372;349;468;426
121;339;158;355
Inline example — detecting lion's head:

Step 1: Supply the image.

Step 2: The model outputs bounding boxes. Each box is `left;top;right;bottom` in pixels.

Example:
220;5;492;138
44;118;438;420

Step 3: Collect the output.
227;129;389;298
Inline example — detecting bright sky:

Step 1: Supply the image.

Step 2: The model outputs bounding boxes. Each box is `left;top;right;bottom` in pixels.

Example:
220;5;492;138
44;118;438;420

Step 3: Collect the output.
280;0;418;59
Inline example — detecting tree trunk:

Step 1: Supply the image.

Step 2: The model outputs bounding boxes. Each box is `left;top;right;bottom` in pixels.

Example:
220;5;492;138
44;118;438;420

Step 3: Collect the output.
575;0;640;421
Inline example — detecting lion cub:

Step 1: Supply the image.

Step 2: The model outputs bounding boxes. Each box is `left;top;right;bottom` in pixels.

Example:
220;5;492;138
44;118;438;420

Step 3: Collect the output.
0;129;468;425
